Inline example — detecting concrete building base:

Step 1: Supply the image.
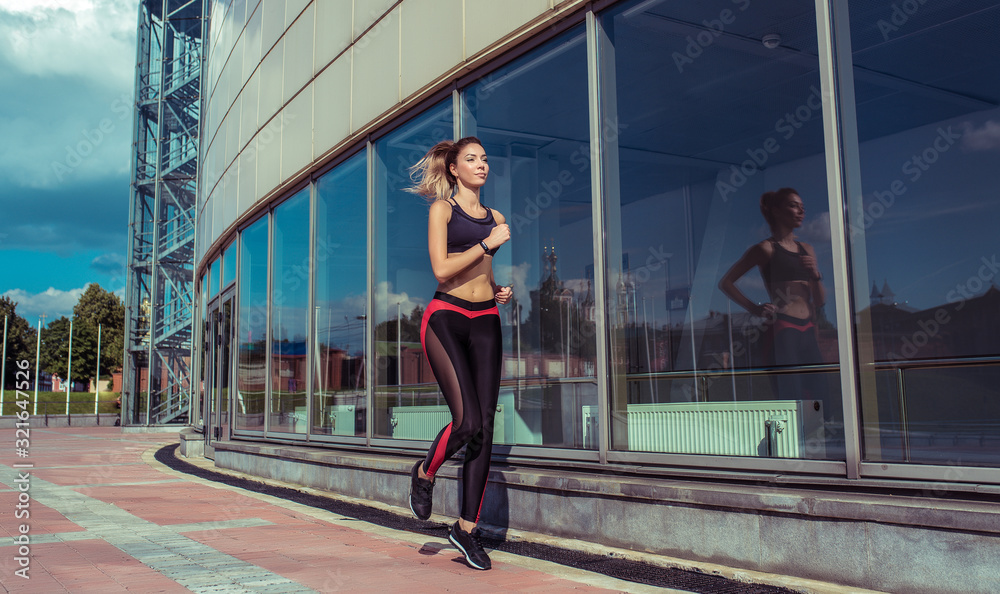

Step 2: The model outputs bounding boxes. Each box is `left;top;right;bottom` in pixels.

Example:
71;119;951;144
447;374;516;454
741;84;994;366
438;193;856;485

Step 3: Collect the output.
178;427;204;457
121;424;186;434
209;439;1000;594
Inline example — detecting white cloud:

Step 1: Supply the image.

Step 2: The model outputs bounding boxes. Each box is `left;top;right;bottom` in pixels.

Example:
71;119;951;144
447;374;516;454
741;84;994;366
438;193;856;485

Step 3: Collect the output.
371;281;424;316
0;1;94;11
90;252;126;279
798;211;832;244
0;0;136;86
962;120;1000;152
3;285;89;321
493;262;531;306
0;0;137;189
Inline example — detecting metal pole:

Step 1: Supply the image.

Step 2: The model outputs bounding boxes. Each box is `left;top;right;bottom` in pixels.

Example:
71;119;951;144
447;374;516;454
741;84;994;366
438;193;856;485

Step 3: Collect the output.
94;324;102;415
1;315;7;414
396;301;401;397
66;317;73;415
314;307;322;397
33;317;41;415
642;297;653;401
516;304;521;404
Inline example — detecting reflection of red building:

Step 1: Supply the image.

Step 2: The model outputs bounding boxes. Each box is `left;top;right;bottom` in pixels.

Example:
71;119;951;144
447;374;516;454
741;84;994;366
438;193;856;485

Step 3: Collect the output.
271;341;308;392
317;346;345;390
317;346;366;391
111;365;182;394
399;343;432;384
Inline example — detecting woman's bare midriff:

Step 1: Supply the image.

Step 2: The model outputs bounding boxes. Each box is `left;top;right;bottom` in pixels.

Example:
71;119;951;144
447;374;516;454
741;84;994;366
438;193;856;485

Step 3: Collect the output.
437;254;495;302
770;281;813;320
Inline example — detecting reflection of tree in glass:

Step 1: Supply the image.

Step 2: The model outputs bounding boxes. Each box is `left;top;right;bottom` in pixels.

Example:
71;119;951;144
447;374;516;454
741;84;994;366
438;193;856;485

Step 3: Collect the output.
518;246;596;376
374;305;423;343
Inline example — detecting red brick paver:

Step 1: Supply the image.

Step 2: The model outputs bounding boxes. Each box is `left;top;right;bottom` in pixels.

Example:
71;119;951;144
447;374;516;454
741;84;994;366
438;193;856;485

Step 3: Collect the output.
0;427;630;593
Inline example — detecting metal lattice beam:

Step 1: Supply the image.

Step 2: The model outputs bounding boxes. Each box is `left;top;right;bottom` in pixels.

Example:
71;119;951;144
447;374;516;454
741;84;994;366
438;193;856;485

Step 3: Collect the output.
123;0;204;426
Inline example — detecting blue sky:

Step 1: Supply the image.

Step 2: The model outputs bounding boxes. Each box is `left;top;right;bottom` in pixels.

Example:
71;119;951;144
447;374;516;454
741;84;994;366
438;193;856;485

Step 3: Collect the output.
0;0;137;322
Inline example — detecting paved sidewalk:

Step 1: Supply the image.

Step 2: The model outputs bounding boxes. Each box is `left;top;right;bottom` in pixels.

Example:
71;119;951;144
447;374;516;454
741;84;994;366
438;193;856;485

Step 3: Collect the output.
0;427;678;593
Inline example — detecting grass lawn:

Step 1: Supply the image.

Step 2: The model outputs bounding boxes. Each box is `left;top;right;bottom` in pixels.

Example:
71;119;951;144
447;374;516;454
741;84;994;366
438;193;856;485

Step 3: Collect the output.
0;391;121;416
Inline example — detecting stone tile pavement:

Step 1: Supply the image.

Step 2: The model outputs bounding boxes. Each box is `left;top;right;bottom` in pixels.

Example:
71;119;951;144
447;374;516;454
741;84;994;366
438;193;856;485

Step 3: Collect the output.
0;427;679;593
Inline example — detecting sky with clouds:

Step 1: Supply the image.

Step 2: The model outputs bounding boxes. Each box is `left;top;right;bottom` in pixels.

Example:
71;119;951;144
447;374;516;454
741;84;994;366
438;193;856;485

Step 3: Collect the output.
0;0;137;322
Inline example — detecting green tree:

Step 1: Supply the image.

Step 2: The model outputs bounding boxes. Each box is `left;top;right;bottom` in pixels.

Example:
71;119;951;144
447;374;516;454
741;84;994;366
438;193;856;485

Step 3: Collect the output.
37;284;126;387
39;316;78;383
0;297;37;389
73;283;125;376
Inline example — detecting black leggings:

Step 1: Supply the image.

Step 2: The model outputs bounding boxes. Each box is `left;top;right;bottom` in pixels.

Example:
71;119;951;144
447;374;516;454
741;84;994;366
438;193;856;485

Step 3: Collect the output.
419;292;502;523
769;314;833;421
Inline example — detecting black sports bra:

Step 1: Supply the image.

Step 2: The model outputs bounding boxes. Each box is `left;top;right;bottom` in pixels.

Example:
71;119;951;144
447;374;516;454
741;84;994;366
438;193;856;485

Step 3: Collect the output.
762;239;810;284
446;198;498;256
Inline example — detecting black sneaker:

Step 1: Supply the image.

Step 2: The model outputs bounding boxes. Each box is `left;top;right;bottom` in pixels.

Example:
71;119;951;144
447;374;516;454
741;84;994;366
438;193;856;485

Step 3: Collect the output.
408;461;433;520
448;521;491;570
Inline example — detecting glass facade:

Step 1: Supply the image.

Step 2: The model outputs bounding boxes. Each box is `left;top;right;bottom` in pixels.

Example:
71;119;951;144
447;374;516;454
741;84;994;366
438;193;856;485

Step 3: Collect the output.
463;27;597;448
372;102;454;440
313;152;368;437
269;189;310;434
221;241;237;288
601;0;842;460
235;215;268;432
846;0;1000;467
196;0;1000;484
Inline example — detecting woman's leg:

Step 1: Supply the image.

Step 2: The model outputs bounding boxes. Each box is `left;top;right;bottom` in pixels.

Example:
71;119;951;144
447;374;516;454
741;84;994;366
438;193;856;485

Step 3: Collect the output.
458;312;502;524
772;327;805;399
421;309;476;478
418;295;500;485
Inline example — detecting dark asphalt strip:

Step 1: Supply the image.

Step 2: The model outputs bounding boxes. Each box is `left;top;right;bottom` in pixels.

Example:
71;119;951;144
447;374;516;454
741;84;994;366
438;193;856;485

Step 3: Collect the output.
154;444;799;593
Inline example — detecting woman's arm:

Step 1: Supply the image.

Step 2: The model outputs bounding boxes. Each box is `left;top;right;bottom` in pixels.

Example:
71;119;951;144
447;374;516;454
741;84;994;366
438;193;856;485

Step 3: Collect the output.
490;211;513;304
719;243;772;318
801;242;826;308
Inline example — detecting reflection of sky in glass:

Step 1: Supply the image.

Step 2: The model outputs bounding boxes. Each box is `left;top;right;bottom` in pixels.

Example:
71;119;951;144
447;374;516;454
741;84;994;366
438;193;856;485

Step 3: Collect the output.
238;215;268;350
856;110;1000;311
846;0;1000;312
271;189;310;342
315;151;368;354
464;25;591;324
221;241;236;288
605;0;833;329
375;101;454;327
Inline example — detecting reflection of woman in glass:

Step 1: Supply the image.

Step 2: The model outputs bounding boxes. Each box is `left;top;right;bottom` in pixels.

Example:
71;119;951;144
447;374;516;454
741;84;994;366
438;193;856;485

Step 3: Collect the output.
405;136;512;571
719;188;827;407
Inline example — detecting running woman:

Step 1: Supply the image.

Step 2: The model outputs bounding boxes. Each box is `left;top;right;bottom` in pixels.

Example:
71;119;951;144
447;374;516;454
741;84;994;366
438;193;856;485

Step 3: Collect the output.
406;136;512;570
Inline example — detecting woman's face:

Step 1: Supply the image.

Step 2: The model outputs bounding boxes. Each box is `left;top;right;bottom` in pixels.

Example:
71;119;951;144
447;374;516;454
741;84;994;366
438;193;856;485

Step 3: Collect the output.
450;144;488;189
778;193;805;228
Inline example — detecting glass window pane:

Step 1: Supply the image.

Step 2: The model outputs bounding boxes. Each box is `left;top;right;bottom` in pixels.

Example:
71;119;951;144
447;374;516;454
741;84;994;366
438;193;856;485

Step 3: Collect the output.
209;257;220;297
847;0;1000;465
195;276;207;428
314;152;368;436
464;26;597;449
222;241;237;288
600;0;843;460
270;189;310;434
236;216;268;431
373;102;454;439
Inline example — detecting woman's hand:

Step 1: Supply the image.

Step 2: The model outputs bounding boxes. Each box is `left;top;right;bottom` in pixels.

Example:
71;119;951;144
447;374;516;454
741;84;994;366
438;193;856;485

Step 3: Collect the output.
495;285;513;304
756;302;777;319
484;223;510;251
800;254;821;280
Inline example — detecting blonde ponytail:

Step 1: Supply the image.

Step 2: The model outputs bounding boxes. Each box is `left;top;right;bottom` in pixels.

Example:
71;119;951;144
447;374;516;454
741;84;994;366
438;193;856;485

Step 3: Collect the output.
407;141;455;202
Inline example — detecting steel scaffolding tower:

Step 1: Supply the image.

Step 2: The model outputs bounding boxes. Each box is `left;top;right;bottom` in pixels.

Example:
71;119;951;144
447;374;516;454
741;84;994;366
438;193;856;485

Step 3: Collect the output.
123;0;205;425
